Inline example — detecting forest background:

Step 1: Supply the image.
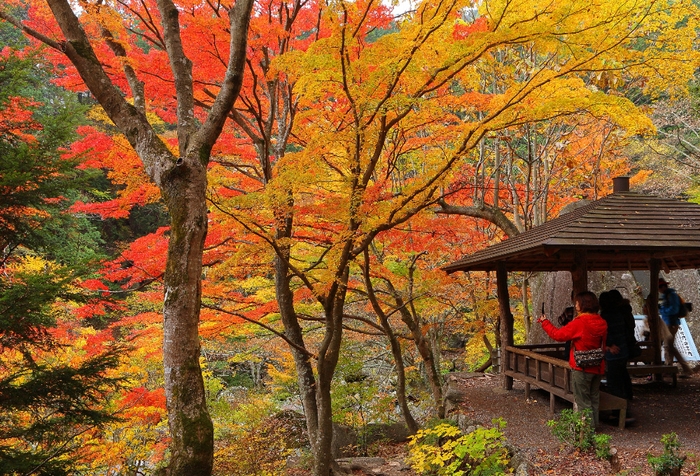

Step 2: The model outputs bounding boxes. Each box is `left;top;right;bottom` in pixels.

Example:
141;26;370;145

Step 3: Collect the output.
1;0;700;474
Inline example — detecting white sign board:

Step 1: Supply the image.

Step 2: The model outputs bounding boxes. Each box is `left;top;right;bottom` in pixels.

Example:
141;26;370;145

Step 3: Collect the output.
634;315;700;362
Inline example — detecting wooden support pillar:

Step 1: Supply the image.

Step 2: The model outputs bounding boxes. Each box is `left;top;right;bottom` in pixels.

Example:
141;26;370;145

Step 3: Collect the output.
648;259;662;367
497;262;514;390
571;250;588;297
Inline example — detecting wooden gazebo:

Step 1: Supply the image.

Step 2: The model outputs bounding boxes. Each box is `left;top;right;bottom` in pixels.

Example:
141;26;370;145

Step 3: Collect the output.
444;177;700;396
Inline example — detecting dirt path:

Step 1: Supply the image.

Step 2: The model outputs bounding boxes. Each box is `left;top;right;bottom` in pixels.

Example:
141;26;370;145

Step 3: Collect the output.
309;371;700;475
447;372;700;475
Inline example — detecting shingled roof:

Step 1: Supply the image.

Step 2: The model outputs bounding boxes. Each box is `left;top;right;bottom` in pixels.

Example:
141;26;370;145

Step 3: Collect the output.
443;191;700;274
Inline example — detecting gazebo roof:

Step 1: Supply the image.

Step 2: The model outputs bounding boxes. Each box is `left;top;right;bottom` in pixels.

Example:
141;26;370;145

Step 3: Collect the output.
443;191;700;274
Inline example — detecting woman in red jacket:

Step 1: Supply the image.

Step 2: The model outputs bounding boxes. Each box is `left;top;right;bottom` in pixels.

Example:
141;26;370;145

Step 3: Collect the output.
538;291;608;427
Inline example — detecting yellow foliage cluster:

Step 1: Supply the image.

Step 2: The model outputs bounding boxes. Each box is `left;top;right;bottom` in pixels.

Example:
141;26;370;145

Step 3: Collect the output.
407;420;511;475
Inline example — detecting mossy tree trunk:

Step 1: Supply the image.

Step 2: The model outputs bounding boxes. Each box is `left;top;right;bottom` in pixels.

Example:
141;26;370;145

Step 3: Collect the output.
400;308;446;419
274;252;349;476
160;160;213;473
270;209;354;475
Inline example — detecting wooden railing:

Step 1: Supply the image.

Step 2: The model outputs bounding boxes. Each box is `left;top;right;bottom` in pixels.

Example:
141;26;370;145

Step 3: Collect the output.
504;344;628;428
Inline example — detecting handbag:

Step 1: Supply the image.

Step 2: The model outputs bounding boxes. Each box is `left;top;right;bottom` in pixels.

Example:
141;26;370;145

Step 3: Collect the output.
573;338;604;368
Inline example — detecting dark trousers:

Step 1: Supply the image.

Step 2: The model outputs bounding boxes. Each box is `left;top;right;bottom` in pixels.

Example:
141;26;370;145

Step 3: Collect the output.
605;358;633;400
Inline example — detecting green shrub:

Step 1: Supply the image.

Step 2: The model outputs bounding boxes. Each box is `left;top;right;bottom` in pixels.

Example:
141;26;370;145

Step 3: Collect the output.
407;418;512;476
594;433;612;460
547;409;596;452
547;408;611;460
647;433;686;475
547;412;613;467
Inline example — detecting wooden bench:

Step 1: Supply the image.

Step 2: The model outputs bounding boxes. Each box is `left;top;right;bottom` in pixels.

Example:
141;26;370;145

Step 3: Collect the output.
626;364;678;386
627;342;679;387
504;344;628;429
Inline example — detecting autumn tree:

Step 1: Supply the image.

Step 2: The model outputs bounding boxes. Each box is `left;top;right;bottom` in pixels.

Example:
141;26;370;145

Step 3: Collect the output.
204;0;700;473
5;0;696;474
357;212;488;421
0;0;254;472
625;81;700;199
432;9;700;335
437;113;637;335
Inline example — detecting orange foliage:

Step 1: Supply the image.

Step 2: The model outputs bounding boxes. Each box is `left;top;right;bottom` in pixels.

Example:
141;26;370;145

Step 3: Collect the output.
102;227;169;286
68;127;159;219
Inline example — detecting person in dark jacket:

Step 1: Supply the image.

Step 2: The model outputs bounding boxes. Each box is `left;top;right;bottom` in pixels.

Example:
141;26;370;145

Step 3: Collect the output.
538;291;607;427
599;290;634;401
600;290;637;425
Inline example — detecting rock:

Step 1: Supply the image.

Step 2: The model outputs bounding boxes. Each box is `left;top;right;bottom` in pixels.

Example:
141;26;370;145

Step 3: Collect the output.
269;410;308;449
506;442;528;474
453;413;479;433
333;422;412;457
333;423;358;457
444;386;471;404
336;457;386;472
445;371;486;382
387;460;412;471
364;422;411;443
515;462;529;476
446;332;468;349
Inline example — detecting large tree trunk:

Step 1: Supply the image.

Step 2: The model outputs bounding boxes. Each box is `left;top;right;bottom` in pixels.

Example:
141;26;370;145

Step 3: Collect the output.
275;253;320;450
313;282;349;476
313;381;336;476
161;160;213;474
276;270;344;476
274;243;350;475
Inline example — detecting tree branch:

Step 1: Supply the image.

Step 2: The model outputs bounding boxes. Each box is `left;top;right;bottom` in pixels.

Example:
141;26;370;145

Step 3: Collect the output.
41;0;175;188
202;303;317;360
436;199;521;237
0;10;62;50
194;0;254;157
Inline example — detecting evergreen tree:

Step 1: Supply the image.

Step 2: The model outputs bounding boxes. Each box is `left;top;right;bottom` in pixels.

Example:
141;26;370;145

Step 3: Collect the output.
0;43;124;475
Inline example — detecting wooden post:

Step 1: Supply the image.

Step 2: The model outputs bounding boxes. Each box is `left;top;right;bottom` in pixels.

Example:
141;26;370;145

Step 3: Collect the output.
571;250;588;296
497;262;514;390
550;390;555;414
649;259;662;367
